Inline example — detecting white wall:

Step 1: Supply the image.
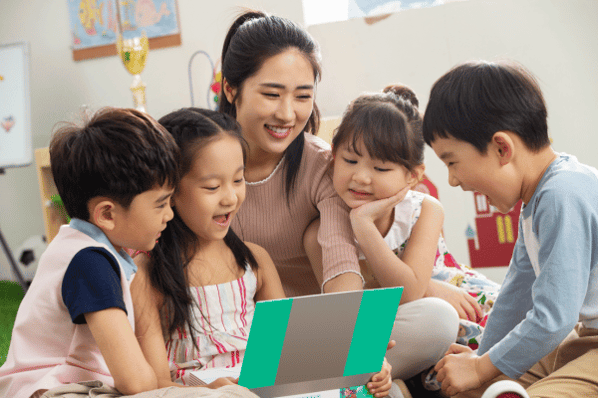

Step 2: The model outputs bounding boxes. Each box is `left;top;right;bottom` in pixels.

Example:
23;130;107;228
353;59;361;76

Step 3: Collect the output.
1;0;597;284
309;0;598;282
0;0;304;280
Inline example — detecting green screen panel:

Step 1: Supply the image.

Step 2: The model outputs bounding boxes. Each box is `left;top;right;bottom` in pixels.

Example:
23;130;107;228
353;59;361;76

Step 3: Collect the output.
238;298;293;389
343;287;403;376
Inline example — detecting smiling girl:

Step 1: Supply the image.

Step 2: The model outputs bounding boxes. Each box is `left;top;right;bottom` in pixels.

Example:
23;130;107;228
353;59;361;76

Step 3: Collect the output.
332;85;503;391
131;108;285;390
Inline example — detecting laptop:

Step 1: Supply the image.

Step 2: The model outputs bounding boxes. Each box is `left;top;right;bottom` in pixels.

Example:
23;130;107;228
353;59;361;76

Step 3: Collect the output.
234;287;403;397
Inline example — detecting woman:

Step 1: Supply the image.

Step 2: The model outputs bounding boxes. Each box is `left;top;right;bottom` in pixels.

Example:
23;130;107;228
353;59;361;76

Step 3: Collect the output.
220;10;458;381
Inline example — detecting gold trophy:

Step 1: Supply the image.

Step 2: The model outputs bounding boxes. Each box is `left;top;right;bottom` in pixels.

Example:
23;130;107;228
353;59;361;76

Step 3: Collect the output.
116;32;149;112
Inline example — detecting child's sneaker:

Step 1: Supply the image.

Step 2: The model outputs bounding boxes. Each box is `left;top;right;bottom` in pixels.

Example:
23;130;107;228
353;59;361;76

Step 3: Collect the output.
481;380;530;398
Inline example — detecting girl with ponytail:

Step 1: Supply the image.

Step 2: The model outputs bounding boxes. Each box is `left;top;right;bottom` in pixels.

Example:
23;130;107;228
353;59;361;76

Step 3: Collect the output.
331;85;500;390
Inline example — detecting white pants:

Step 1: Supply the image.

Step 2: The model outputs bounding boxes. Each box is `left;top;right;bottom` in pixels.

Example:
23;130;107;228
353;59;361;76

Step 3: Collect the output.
387;297;459;380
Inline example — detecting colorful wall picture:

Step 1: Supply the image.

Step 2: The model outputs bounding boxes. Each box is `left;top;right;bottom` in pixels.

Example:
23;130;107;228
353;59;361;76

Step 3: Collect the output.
67;0;181;61
68;0;119;50
466;192;521;268
118;0;179;40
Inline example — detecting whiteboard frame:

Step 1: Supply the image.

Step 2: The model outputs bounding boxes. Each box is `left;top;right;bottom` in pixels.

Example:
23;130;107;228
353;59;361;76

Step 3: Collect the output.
0;41;32;169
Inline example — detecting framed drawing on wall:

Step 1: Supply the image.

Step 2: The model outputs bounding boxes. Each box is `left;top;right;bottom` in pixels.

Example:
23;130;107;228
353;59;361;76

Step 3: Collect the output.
0;42;32;169
67;0;181;61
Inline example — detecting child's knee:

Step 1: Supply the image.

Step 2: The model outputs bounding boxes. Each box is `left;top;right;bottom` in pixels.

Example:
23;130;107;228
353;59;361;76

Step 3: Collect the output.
405;297;459;347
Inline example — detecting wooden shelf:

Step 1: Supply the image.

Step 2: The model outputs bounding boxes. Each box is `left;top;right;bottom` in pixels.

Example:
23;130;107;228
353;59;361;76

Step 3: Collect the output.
318;116;340;144
35;148;68;243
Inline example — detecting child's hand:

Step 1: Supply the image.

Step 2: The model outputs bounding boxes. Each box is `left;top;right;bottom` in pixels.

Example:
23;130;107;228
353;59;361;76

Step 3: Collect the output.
206;377;238;389
427;280;483;322
434;344;482;396
366;357;392;397
387;340;396;351
350;185;410;225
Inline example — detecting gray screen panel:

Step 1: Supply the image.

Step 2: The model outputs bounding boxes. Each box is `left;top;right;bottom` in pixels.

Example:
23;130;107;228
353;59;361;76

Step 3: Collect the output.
274;291;363;384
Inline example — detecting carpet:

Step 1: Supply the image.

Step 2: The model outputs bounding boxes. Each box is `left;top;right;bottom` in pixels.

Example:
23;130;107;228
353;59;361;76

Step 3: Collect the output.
0;280;24;366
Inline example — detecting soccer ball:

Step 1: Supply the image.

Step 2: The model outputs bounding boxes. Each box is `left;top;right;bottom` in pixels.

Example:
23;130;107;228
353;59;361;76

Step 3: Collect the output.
15;235;47;282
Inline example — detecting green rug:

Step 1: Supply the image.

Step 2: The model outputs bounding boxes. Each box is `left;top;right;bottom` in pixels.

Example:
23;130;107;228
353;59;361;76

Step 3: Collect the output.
0;281;24;366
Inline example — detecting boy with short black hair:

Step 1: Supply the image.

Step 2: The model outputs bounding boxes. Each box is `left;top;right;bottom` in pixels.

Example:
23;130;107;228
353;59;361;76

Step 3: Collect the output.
423;61;598;398
0;107;179;398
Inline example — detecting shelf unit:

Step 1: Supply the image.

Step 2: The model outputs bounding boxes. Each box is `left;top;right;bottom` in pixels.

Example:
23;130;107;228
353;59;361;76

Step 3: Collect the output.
35;147;68;243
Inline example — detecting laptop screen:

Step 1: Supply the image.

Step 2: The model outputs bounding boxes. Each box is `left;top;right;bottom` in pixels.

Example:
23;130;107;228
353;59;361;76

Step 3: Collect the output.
238;287;403;397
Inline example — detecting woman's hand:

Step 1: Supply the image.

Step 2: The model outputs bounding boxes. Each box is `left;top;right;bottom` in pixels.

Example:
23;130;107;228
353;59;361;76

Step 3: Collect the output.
426;279;483;322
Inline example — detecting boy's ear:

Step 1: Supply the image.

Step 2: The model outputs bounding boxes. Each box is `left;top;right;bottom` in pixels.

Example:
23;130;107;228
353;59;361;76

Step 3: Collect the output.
492;132;515;166
222;78;237;104
91;199;118;231
407;164;426;187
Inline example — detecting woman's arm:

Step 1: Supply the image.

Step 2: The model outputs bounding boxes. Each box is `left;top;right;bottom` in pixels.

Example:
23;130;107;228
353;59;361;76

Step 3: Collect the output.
303;217;364;293
131;255;180;388
248;242;286;301
322;272;364;293
352;194;444;303
317;194;365;293
308;144;364;293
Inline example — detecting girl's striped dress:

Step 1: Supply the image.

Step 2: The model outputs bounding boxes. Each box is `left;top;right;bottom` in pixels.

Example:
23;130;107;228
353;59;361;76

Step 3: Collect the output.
164;266;257;385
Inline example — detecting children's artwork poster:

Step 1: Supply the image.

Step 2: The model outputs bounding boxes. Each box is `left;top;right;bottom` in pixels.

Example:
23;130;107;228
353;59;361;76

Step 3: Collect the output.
0;42;32;169
118;0;179;40
68;0;119;51
67;0;181;61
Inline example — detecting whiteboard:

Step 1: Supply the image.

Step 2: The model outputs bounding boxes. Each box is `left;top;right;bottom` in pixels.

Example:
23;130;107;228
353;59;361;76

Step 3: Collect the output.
0;42;31;169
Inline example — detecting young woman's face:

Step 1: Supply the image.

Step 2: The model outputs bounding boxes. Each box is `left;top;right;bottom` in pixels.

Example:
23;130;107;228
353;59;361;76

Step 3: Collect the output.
333;138;416;209
173;134;246;243
226;48;315;159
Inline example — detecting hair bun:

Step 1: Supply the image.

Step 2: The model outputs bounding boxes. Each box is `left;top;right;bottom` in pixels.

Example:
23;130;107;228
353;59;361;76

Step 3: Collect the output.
383;84;419;108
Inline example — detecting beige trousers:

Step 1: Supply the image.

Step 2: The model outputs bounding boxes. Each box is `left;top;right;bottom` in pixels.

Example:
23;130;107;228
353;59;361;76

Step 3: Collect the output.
455;323;598;398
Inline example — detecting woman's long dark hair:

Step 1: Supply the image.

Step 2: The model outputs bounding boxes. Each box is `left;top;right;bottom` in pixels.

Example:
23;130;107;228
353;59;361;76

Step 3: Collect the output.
219;10;322;200
151;107;258;344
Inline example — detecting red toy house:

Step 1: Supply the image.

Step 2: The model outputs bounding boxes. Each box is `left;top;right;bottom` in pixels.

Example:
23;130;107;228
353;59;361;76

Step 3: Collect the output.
467;192;522;268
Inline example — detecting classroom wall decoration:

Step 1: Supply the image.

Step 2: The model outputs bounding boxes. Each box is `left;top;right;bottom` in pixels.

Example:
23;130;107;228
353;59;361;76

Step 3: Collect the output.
67;0;181;61
0;42;31;169
466;192;521;268
412;174;438;200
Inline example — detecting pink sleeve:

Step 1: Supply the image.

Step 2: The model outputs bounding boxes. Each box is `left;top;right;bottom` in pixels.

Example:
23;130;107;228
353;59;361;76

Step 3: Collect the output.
311;155;363;289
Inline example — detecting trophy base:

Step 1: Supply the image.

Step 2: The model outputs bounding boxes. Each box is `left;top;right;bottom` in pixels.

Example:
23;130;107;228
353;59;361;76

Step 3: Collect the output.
130;74;147;113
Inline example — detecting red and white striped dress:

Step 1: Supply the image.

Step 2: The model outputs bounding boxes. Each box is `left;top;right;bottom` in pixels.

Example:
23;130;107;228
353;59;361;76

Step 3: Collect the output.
164;266;257;385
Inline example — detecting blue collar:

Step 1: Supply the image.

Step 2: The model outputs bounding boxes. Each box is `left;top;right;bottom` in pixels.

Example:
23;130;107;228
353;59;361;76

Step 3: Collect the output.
69;218;137;280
